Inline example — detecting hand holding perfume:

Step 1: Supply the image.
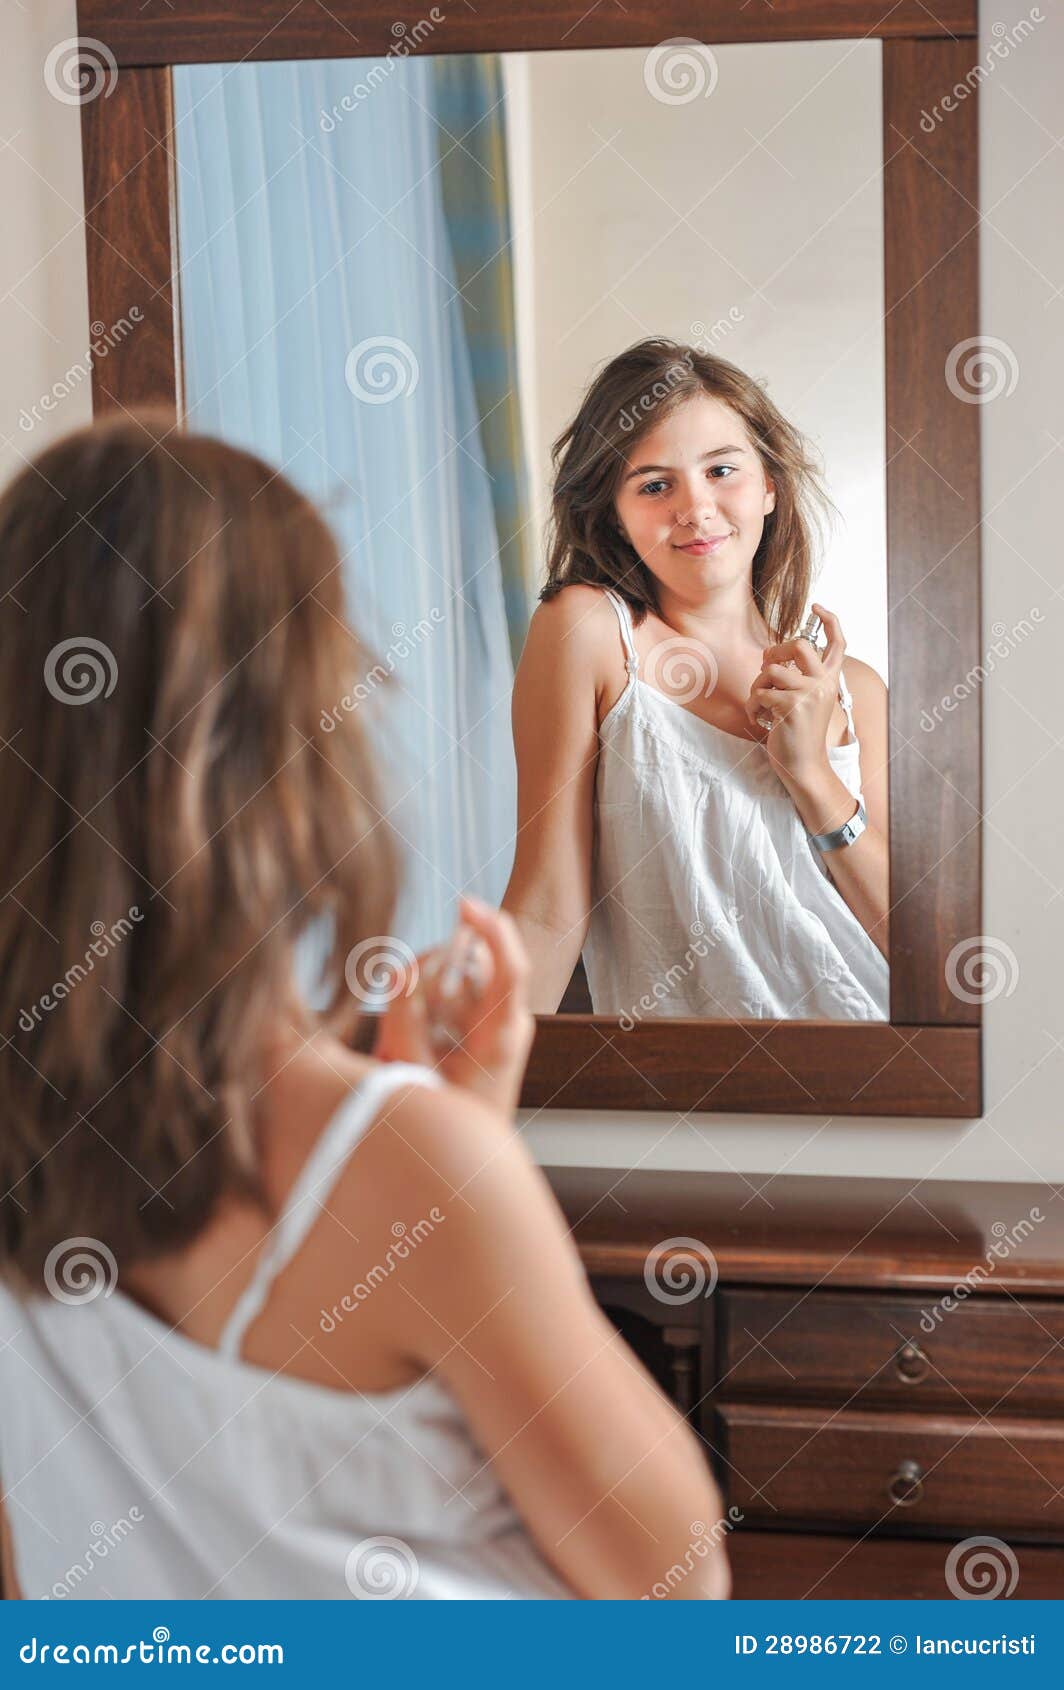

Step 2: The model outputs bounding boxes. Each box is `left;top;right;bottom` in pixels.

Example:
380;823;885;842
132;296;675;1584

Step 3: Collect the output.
374;895;535;1114
415;920;493;1056
755;609;826;733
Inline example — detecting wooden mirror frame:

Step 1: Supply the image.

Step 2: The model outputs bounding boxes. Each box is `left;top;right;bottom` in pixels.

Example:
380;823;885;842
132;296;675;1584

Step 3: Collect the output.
76;0;982;1118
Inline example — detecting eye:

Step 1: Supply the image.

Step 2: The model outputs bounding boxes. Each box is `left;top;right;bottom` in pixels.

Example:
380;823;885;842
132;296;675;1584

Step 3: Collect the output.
709;465;737;478
638;478;668;496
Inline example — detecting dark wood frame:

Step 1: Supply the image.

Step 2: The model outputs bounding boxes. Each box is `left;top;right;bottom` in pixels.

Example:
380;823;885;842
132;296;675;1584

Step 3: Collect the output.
77;1;983;1118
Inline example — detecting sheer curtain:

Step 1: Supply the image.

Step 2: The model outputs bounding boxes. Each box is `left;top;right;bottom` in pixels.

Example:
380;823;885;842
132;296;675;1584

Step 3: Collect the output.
172;55;525;964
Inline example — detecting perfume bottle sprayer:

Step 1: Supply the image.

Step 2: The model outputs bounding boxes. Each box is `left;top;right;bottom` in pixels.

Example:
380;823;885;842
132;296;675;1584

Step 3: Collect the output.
755;610;826;732
415;920;493;1055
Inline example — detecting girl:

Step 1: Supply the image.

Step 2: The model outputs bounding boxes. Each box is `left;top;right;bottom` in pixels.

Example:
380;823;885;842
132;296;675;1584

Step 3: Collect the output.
0;412;728;1601
502;339;890;1022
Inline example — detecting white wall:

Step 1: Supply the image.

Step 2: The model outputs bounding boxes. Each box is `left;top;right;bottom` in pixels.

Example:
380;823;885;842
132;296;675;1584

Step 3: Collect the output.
1;0;93;475
516;39;888;678
5;3;1060;1184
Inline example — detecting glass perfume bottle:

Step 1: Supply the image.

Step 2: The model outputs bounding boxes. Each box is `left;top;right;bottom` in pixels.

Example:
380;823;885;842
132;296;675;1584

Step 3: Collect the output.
414;921;492;1055
755;610;825;732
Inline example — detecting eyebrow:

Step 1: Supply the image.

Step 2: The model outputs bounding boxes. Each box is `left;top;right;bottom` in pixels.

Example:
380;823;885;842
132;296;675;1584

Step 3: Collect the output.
622;446;746;482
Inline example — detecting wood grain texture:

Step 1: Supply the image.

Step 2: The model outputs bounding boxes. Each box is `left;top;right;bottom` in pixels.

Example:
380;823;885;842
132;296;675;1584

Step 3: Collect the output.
883;38;983;1024
720;1403;1064;1536
77;1;978;66
80;66;180;413
729;1529;1064;1599
522;1020;980;1115
568;1171;1064;1591
545;1168;1064;1292
717;1287;1064;1410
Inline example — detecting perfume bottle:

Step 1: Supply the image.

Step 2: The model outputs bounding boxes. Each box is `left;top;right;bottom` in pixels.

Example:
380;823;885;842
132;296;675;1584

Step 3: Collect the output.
414;920;493;1055
755;610;826;732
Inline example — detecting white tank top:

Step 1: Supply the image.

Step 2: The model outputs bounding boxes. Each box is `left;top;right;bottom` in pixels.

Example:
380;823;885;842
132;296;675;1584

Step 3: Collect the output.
0;1062;572;1600
581;589;889;1022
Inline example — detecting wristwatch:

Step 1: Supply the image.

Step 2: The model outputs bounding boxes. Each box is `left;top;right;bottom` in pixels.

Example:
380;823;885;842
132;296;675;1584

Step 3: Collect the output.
808;797;867;853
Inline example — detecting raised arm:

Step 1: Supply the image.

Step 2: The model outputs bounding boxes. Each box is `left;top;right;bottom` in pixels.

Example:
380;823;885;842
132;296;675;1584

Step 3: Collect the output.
501;587;610;1011
357;1081;731;1601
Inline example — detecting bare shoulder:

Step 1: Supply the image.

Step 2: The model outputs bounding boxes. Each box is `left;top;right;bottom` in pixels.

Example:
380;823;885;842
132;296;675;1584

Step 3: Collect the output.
331;1071;590;1347
843;654;887;697
519;584;625;724
523;583;617;664
348;1071;548;1229
842;655;887;733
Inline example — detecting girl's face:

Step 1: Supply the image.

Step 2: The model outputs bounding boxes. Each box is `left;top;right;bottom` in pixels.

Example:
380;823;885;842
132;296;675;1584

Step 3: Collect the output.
613;393;776;608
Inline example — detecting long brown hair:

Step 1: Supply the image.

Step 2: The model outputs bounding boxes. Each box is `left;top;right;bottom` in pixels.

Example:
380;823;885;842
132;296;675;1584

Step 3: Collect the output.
541;337;833;639
0;411;398;1288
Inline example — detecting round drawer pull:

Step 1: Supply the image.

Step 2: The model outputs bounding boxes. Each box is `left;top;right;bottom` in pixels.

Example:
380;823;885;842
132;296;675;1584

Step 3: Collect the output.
895;1340;930;1383
887;1458;924;1507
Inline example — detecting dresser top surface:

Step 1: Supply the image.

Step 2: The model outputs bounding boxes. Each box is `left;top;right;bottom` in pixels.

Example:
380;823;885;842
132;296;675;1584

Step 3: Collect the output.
543;1167;1064;1293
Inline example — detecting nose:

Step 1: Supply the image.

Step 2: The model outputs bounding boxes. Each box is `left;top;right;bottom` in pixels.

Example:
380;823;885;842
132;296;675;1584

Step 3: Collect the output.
675;478;718;530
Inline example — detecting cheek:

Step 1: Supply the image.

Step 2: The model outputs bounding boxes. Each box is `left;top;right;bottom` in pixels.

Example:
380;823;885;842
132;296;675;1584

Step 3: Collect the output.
731;482;769;519
627;500;663;533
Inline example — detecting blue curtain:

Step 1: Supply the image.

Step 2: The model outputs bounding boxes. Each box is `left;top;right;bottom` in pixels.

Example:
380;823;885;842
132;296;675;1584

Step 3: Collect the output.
172;56;521;962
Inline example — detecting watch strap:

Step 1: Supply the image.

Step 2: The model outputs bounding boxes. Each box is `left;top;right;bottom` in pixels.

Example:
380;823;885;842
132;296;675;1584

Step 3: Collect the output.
808;796;867;853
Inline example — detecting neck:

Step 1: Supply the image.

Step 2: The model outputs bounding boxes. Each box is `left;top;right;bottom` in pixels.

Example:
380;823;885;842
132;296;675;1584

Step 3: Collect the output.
655;580;770;648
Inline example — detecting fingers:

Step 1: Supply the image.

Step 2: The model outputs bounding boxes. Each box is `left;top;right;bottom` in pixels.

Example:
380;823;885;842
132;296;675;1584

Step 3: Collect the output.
810;603;846;671
756;661;812;689
750;685;797;712
455;894;530;1019
373;966;433;1065
761;640;821;679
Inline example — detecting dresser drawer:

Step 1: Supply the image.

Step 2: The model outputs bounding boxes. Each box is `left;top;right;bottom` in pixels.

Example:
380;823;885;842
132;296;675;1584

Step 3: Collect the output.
716;1287;1064;1410
719;1404;1064;1537
729;1529;1064;1600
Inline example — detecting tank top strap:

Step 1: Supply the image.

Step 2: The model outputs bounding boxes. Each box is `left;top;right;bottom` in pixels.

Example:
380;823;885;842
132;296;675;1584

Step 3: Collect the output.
837;663;857;743
602;588;639;674
217;1061;444;1361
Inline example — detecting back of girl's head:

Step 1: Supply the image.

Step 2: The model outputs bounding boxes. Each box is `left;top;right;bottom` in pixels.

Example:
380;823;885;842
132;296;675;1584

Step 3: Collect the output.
542;337;832;638
0;410;398;1287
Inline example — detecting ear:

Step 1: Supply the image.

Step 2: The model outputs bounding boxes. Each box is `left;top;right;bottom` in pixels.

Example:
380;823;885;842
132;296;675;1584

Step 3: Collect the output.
762;478;777;517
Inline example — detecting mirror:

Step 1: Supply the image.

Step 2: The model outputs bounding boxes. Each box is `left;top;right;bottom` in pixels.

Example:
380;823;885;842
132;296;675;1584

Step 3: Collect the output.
172;37;889;1028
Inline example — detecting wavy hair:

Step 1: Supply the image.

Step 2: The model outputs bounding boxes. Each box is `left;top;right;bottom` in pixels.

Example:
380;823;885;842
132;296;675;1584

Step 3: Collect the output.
0;411;399;1287
541;337;834;639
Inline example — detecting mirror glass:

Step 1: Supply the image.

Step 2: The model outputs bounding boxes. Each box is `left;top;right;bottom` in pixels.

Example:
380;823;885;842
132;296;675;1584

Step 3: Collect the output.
172;37;888;1025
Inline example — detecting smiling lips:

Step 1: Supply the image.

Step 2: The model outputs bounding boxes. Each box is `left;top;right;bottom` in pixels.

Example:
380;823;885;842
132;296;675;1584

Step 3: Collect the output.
676;533;730;554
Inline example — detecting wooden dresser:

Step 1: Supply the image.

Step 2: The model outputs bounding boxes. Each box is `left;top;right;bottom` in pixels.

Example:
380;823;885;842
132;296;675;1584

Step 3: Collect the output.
544;1166;1064;1599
